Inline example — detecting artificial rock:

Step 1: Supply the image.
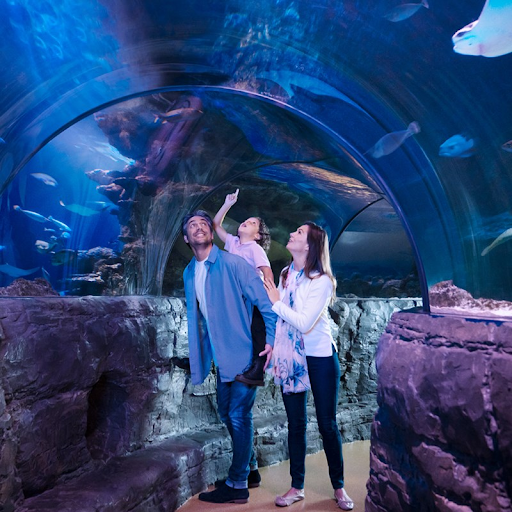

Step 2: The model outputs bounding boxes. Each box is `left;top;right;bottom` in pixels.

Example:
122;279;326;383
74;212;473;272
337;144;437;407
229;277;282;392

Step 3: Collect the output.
367;310;512;512
0;295;418;510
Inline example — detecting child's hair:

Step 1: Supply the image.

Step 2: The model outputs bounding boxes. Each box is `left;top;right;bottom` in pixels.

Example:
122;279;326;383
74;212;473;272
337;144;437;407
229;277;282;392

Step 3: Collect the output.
256;217;271;253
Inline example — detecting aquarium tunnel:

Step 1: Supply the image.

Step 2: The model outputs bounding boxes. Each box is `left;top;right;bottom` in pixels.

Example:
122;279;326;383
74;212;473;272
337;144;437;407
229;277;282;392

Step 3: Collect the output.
3;2;512;511
1;0;511;308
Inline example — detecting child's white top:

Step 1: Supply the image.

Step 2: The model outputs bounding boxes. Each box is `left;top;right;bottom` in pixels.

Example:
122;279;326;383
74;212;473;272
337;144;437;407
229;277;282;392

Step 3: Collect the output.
224;233;270;279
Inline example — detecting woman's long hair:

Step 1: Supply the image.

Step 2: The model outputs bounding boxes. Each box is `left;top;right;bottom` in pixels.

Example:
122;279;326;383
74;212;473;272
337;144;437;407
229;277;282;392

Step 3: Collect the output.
281;222;336;299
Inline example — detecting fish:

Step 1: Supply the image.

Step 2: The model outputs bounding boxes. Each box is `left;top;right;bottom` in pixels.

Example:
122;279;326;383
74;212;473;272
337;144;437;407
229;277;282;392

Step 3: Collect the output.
51;249;78;266
13;205;48;223
481;227;512;256
366;121;421;158
94;143;135;165
0;263;39;278
59;231;71;239
0;137;6;144
30;173;58;186
257;71;370;117
383;0;429;22
59;200;100;217
154;107;204;124
439;134;476;158
452;0;512;58
501;140;512;152
86;201;118;212
48;216;72;232
35;240;58;253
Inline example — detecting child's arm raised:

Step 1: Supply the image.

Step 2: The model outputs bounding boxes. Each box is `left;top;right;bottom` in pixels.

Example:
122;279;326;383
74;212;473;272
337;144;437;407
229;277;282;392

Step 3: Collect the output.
213;189;239;243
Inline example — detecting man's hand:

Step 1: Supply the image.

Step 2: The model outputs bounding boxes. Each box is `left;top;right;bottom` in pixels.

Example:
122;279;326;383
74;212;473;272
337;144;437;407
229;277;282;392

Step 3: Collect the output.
259;343;273;371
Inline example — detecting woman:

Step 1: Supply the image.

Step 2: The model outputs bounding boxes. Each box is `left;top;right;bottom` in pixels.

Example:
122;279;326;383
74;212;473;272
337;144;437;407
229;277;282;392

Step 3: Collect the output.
264;222;354;510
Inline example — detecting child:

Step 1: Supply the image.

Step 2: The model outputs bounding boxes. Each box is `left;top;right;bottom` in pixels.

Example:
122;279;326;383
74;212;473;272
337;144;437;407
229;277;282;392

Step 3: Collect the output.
213;189;273;386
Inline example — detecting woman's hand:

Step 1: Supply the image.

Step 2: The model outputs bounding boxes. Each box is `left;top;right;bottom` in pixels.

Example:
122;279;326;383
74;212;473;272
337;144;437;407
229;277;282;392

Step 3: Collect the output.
264;277;280;304
259;343;273;371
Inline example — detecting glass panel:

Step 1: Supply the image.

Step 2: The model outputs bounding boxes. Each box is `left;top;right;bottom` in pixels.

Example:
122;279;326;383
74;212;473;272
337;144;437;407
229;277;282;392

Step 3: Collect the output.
0;0;511;313
331;200;420;298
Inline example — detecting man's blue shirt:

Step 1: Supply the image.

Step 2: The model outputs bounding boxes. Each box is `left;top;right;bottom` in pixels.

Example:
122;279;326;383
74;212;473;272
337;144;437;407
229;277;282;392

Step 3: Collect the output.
184;244;277;385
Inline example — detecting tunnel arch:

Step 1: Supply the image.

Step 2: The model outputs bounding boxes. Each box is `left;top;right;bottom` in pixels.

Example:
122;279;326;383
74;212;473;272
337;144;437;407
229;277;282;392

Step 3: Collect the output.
1;0;511;305
2;84;440;305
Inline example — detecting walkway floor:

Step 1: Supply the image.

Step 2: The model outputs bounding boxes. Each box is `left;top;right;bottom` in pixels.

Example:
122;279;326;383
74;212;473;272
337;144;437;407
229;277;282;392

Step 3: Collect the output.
178;440;370;511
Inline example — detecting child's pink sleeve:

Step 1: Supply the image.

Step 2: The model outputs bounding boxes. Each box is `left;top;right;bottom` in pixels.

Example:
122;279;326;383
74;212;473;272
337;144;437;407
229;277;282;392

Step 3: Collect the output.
252;244;271;269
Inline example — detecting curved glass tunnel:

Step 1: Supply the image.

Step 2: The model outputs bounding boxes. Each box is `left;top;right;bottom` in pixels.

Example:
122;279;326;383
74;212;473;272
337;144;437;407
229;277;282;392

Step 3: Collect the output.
0;0;512;308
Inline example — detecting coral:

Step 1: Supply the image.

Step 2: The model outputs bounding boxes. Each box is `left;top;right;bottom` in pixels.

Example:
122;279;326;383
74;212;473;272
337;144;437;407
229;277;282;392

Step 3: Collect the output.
0;277;59;296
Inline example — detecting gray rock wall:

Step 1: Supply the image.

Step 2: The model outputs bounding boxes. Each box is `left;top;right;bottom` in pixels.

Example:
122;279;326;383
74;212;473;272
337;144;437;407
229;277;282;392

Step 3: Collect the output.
367;311;512;512
0;296;418;510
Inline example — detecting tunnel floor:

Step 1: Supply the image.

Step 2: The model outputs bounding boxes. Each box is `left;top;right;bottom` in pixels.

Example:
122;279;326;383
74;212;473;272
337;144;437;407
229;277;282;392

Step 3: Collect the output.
178;440;370;511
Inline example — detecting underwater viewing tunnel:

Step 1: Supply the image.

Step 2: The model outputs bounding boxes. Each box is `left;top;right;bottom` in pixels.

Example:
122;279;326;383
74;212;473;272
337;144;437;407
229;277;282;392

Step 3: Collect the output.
1;0;512;511
1;0;511;306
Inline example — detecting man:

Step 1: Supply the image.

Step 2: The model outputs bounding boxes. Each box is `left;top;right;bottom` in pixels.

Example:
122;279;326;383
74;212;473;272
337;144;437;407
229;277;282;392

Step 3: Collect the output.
182;210;277;504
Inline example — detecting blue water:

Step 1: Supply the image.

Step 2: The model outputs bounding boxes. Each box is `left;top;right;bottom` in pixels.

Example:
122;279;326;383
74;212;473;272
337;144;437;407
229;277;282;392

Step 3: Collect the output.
0;0;511;302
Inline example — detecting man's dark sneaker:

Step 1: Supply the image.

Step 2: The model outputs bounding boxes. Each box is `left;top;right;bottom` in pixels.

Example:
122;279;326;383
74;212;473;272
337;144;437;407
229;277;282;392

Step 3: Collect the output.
215;469;261;489
235;356;265;386
198;482;249;504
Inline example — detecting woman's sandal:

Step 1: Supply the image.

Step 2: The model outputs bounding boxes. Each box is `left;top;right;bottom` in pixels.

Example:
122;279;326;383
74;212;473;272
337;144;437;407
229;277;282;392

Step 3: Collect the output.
334;488;354;510
275;488;305;507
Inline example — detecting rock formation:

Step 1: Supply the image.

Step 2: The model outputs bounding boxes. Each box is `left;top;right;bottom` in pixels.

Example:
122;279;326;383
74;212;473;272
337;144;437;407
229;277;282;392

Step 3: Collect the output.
0;296;418;510
367;310;512;511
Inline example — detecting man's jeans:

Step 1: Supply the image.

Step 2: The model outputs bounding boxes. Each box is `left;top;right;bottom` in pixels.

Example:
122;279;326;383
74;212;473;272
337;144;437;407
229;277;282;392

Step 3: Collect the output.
216;374;258;489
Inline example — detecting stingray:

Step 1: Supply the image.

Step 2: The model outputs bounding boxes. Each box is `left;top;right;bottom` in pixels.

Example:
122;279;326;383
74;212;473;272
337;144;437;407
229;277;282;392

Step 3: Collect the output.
452;0;512;57
59;200;99;217
0;263;39;278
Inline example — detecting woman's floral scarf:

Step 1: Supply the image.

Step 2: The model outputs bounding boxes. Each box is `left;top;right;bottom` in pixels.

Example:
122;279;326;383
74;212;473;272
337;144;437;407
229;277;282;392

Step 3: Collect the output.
270;265;310;394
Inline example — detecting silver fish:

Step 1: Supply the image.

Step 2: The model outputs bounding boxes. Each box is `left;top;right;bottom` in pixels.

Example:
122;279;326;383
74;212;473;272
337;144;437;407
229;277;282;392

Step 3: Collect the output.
383;0;429;22
48;216;72;232
13;205;48;223
94;143;135;165
367;122;421;158
30;173;58;187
